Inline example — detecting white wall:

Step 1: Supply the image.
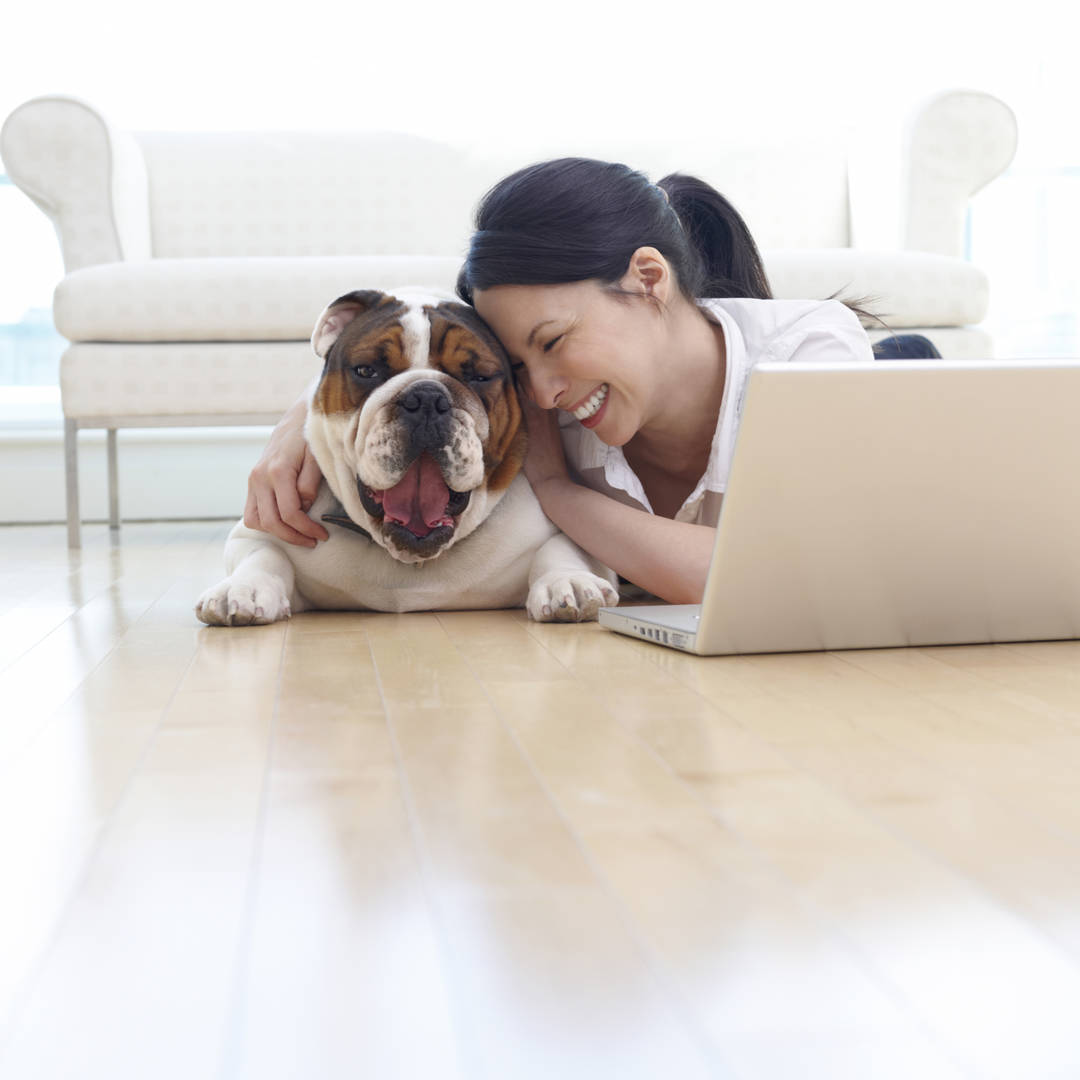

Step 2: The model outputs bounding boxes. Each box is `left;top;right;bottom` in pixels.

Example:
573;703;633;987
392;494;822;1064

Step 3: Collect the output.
0;425;266;524
1;0;1074;162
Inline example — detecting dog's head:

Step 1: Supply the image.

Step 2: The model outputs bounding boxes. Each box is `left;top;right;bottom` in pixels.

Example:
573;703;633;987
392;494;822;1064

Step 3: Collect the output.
306;287;525;564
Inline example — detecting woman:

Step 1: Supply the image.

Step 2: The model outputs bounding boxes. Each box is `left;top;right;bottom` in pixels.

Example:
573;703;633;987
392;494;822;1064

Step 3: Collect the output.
245;158;934;603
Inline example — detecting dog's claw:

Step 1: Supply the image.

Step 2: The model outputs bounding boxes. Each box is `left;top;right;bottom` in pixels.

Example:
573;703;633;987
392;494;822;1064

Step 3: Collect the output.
526;571;617;623
195;574;292;627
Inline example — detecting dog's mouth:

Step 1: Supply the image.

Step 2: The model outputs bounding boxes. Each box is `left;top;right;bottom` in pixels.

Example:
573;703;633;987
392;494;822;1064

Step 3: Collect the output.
358;453;471;548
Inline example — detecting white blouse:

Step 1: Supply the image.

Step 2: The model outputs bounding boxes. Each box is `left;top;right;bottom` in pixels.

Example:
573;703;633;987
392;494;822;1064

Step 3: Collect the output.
558;297;873;527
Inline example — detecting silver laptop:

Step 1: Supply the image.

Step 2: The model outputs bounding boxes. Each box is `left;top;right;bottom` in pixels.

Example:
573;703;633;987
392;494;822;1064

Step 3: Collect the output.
598;358;1080;655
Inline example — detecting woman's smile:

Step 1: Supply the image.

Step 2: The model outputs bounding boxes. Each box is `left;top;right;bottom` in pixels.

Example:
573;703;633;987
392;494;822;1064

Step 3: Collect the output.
569;383;610;424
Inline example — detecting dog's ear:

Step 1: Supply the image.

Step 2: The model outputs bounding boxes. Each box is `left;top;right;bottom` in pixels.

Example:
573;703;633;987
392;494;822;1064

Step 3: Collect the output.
311;290;388;359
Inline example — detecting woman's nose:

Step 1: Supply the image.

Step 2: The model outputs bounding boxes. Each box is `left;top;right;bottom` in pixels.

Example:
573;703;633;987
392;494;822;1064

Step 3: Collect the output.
529;368;569;411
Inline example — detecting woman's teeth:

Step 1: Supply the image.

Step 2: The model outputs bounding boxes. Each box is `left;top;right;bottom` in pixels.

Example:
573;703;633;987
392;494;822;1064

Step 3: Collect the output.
573;384;609;421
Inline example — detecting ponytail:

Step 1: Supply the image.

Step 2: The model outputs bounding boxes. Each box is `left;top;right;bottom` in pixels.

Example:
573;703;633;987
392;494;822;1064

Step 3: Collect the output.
658;174;772;300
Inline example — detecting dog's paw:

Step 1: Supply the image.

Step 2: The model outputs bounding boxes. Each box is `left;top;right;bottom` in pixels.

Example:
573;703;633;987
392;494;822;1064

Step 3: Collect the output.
195;574;292;627
526;571;619;623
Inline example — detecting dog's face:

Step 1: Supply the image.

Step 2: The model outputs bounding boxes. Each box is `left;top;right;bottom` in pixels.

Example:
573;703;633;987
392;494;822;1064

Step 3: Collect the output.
306;288;526;564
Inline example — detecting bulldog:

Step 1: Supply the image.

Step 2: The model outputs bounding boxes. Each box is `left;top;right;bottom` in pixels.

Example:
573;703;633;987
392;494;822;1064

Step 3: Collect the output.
195;288;618;625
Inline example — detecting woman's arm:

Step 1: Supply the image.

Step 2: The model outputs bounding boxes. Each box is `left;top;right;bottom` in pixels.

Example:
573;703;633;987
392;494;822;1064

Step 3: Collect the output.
529;475;716;603
523;402;715;604
244;392;329;546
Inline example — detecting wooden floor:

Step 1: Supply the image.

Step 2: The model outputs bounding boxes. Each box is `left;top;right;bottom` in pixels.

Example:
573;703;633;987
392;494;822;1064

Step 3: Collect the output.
2;521;1080;1079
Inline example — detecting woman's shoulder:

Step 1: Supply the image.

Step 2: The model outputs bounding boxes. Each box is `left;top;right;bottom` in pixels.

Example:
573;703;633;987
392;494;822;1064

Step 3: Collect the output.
698;297;871;363
698;296;859;334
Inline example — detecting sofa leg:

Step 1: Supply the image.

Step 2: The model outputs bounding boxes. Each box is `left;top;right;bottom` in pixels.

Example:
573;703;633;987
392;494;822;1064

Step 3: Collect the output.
107;428;120;530
64;418;81;549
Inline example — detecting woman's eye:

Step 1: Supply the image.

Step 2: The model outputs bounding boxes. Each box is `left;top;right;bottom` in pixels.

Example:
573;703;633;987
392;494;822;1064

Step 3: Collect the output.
353;365;377;379
542;334;563;353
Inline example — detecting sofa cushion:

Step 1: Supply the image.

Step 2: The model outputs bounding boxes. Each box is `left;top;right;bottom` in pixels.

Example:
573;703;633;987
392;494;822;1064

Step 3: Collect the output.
53;249;988;344
53;255;465;343
61;342;315;417
765;248;989;329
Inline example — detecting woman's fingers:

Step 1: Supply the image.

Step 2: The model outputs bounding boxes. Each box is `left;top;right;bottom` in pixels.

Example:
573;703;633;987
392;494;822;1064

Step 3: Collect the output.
274;458;328;543
243;393;329;546
255;472;318;547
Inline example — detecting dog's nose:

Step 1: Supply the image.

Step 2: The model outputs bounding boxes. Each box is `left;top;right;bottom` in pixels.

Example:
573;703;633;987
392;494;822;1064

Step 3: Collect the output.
399;380;453;456
400;381;451;416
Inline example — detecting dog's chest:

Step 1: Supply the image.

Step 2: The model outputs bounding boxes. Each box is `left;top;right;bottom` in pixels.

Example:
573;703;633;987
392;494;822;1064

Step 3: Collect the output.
289;475;557;613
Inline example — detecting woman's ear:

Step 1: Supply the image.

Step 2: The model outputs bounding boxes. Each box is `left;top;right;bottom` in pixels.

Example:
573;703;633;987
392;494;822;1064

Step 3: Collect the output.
619;246;673;303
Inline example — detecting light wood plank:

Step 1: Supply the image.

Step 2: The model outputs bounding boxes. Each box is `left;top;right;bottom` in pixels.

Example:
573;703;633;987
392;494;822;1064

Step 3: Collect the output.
371;616;719;1078
223;623;465;1078
455;614;969;1078
0;604;281;1080
624;641;1080;1077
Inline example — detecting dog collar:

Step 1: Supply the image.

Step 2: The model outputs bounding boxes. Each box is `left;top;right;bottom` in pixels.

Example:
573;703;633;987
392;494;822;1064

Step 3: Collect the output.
321;497;372;541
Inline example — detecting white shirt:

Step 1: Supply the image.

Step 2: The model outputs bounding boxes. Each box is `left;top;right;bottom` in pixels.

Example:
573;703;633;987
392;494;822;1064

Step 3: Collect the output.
559;297;873;527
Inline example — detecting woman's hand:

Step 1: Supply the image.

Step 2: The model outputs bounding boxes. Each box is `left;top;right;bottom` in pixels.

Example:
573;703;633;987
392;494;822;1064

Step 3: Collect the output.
243;396;329;547
522;399;571;496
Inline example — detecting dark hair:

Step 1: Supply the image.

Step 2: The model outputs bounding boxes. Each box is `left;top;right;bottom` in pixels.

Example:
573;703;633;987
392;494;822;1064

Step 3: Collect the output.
456;157;772;304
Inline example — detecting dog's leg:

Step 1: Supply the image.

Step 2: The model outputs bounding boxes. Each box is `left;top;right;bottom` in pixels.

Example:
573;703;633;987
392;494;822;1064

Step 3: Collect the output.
526;534;619;623
195;533;298;627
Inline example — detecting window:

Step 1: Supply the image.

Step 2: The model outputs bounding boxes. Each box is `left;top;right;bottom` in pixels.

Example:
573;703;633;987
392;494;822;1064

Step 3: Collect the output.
0;174;65;427
971;166;1080;359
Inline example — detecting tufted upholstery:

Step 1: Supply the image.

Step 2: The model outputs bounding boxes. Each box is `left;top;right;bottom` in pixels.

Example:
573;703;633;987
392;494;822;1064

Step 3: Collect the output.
905;91;1021;257
1;97;151;269
0;90;1018;545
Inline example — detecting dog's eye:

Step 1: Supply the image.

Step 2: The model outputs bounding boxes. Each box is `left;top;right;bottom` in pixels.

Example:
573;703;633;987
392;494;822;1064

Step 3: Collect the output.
469;373;492;384
353;365;378;379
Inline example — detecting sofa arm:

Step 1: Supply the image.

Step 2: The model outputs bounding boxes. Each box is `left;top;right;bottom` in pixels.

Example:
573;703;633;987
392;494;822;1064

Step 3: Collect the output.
1;95;151;271
903;89;1017;258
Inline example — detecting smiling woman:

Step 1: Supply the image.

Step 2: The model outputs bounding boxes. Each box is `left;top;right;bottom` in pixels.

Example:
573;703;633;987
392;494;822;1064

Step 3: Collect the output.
445;157;882;602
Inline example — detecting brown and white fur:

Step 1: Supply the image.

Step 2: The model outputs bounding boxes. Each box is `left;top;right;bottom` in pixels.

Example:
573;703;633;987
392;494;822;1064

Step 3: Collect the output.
195;288;618;625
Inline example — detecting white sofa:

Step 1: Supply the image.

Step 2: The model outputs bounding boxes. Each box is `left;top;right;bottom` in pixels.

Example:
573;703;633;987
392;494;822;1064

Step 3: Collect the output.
1;90;1017;546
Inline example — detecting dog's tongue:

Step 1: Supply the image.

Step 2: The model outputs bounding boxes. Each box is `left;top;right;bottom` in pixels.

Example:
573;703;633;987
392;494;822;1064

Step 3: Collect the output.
381;454;451;537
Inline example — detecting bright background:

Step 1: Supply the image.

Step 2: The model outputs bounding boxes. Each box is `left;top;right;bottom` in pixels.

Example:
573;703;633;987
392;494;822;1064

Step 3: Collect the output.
1;0;1078;405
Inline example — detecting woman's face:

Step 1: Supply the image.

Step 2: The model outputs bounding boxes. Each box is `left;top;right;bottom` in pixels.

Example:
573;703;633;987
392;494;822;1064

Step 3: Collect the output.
473;278;664;448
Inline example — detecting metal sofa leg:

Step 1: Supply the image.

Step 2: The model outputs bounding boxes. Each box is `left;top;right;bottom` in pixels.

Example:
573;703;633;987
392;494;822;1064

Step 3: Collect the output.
107;428;119;529
64;418;81;548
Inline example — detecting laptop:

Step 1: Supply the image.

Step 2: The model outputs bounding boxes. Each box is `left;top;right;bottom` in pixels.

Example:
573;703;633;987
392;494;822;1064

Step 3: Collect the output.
598;358;1080;655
